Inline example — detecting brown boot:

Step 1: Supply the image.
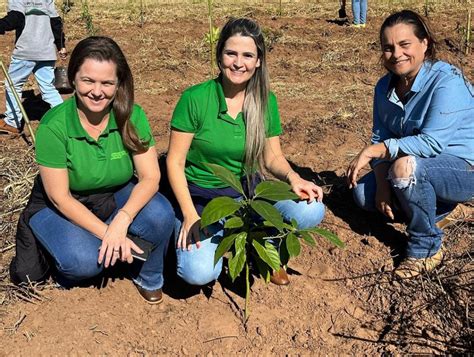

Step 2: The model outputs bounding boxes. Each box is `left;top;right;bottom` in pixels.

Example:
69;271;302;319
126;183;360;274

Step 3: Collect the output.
436;204;474;230
270;267;290;286
394;247;445;279
134;284;163;304
0;120;21;135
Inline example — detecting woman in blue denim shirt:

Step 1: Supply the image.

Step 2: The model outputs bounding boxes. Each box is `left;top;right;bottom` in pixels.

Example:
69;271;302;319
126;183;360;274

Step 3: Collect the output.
346;10;474;278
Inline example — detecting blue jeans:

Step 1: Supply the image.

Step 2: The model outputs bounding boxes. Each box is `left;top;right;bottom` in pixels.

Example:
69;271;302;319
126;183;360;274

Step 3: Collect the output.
29;182;175;291
175;199;326;286
4;58;63;128
352;0;367;25
353;155;474;259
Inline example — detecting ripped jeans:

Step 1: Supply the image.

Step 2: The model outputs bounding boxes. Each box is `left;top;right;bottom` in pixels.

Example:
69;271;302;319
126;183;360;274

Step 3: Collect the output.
353;154;474;258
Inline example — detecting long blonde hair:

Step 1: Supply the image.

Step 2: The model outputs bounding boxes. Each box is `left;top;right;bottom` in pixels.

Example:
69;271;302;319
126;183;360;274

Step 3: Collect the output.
216;18;270;174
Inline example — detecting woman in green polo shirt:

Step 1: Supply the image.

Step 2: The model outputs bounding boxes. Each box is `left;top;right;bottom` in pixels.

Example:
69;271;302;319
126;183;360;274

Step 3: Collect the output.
25;37;175;304
167;18;326;286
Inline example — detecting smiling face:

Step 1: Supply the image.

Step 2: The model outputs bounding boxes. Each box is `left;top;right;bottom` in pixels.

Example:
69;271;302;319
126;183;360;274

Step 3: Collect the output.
74;58;118;118
220;35;261;90
381;23;428;80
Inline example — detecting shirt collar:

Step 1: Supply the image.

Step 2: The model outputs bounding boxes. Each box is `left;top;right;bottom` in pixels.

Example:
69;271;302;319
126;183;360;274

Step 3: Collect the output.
67;95;119;139
386;60;432;96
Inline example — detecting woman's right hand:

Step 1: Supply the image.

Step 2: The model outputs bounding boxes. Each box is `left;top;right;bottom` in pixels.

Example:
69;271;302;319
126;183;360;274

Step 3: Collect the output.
375;183;395;220
177;213;202;251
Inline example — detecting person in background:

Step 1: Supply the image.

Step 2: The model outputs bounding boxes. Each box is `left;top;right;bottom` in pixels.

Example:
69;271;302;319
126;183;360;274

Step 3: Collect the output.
0;0;67;135
11;36;175;304
347;10;474;279
167;18;326;287
351;0;368;28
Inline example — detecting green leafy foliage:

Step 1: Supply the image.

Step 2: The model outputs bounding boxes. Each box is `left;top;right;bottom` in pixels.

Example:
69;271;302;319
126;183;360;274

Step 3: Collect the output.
254;180;299;201
201;196;241;227
199;164;343;322
205;163;244;196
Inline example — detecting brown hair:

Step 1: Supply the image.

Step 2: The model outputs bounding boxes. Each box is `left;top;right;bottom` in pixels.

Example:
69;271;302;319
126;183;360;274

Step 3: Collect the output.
380;10;437;62
68;36;148;153
216;18;269;174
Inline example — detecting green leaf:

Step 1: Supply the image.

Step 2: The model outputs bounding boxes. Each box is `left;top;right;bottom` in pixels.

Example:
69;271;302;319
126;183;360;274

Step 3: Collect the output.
286;232;301;258
214;232;241;265
204;163;244;195
254;180;299;201
224;216;244;229
279;240;290;266
253;255;271;283
299;231;316;247
250;200;284;231
201;196;241;227
303;227;344;248
252;239;281;271
228;233;246;281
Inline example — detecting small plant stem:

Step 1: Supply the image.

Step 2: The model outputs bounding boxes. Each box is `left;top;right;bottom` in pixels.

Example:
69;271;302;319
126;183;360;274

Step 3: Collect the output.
140;0;144;28
207;0;215;77
424;0;429;17
279;0;282;16
466;6;472;55
244;262;250;322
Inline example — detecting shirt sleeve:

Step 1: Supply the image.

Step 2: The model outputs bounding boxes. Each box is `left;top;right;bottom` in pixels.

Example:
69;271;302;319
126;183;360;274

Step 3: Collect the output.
383;75;473;160
130;105;156;147
170;90;198;133
35;125;67;168
370;86;394;168
0;10;24;34
266;92;283;137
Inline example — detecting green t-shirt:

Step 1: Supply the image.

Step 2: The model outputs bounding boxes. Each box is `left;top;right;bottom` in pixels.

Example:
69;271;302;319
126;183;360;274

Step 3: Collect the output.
171;78;283;188
35;96;155;194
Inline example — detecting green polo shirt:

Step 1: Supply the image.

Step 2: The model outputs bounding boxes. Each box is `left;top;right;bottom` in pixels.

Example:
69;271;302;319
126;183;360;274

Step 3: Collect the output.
35;97;155;194
171;78;282;188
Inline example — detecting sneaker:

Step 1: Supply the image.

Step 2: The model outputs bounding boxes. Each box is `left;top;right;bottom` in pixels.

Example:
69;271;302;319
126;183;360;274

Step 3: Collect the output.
359;23;366;28
351;23;361;28
0;120;21;135
436;204;474;230
394;247;445;279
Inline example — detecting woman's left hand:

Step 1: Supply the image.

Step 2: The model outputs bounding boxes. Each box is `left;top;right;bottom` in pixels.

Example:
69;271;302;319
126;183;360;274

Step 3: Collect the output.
98;211;131;268
289;173;323;203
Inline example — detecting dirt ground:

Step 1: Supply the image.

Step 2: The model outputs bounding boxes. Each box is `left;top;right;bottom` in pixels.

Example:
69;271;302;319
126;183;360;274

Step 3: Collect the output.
0;1;472;355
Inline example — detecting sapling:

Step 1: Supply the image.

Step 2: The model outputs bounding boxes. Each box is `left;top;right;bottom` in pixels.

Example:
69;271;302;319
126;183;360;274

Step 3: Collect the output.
200;164;344;322
205;0;219;77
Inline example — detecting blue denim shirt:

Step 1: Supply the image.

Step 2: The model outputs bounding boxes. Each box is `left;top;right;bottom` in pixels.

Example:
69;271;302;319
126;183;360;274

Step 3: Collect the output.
371;61;474;167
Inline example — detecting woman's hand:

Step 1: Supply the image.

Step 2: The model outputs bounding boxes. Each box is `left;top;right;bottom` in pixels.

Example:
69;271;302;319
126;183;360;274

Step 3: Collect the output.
346;147;373;189
98;211;142;267
288;172;323;203
375;182;395;220
347;143;390;189
177;213;202;251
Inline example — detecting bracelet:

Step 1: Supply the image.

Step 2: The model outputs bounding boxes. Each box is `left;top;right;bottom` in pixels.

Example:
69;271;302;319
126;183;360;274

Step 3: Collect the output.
118;208;133;224
285;169;296;182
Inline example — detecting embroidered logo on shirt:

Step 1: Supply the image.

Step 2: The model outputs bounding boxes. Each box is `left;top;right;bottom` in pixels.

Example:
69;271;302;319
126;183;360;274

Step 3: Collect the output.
111;151;127;160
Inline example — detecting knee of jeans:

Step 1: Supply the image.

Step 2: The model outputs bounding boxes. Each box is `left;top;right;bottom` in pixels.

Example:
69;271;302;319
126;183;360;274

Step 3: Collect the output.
389;156;417;189
177;257;221;286
137;193;175;236
352;184;367;209
57;250;102;281
292;201;326;229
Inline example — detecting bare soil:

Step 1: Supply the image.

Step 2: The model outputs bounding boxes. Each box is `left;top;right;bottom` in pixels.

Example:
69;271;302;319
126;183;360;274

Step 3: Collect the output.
0;2;472;355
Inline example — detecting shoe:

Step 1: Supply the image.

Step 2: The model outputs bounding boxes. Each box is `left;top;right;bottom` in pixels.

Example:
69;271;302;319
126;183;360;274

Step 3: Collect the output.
135;284;163;304
436;204;474;230
270;267;290;286
0;120;21;135
359;23;366;28
394;247;445;279
351;23;361;28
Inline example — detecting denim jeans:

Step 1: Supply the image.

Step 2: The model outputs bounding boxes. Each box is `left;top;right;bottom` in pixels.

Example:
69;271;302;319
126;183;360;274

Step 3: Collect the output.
352;0;368;25
4;58;63;128
353;154;474;259
29;181;175;291
175;199;326;286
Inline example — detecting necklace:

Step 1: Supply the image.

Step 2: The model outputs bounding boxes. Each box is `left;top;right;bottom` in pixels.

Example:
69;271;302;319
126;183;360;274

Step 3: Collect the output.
80;115;109;135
